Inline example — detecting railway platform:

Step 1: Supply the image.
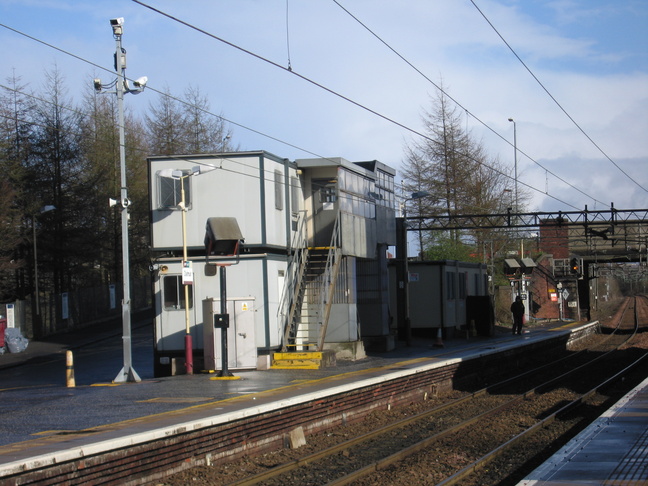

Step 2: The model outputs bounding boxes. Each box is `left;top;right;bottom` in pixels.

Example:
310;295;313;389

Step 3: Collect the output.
517;375;648;485
0;319;645;484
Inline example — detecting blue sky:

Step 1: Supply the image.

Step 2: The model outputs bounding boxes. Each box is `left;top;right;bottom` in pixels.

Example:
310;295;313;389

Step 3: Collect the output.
1;0;646;213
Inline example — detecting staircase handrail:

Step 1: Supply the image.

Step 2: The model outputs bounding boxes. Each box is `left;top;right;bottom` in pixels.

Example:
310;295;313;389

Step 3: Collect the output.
316;213;342;351
278;211;308;350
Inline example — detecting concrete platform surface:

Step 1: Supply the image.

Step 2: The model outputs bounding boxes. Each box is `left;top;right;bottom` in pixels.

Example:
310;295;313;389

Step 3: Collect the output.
517;376;648;485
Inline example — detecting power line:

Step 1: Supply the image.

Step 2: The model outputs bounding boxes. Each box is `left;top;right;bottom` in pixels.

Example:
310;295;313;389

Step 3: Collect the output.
331;0;609;209
285;0;292;71
0;22;335;165
0;14;579;210
130;0;583;210
0;13;585;211
468;0;648;195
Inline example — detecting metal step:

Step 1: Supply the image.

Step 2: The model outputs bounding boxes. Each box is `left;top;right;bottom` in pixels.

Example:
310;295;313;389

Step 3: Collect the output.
271;350;337;369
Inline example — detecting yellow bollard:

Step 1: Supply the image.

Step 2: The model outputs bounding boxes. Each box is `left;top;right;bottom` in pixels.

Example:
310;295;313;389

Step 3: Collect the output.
66;350;76;388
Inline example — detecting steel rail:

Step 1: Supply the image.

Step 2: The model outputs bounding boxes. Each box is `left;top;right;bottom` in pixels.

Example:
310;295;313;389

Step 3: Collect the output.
437;348;647;485
224;327;632;485
326;331;639;486
327;303;642;486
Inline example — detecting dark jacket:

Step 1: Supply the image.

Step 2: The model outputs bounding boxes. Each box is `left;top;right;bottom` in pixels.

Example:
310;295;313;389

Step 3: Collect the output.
510;299;525;319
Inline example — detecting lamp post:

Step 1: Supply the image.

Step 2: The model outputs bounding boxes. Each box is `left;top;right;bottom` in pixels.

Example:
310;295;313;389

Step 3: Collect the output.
160;165;216;375
508;118;518;215
508;117;526;271
397;190;430;346
94;17;147;383
33;205;55;334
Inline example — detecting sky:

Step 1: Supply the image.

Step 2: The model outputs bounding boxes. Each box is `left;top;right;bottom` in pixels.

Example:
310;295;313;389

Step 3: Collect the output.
0;0;646;214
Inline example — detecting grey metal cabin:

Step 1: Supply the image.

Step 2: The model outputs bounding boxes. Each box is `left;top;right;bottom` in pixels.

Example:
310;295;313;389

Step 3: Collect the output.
148;151;396;375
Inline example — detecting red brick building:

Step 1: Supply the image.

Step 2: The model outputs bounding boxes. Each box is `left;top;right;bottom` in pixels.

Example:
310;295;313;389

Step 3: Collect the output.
526;220;581;321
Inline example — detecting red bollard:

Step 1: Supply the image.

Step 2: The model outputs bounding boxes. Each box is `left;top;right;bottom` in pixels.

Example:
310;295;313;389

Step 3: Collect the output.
185;334;193;375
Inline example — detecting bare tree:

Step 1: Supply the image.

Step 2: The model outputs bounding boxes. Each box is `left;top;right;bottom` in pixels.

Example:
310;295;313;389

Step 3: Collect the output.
145;85;235;156
402;89;516;259
182;85;234;153
145;85;186;156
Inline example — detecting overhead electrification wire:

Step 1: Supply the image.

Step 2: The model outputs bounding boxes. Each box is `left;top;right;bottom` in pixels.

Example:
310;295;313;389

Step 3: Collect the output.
0;83;319;201
0;22;336;166
285;0;292;71
132;1;430;142
0;12;580;211
331;0;608;209
0;23;379;205
468;0;648;195
130;0;581;210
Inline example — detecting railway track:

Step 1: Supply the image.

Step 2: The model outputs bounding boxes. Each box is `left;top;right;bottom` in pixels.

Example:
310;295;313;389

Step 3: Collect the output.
161;297;648;486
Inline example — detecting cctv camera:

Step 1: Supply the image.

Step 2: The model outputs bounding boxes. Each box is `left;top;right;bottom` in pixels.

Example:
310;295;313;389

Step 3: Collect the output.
110;17;124;35
133;76;148;88
93;78;102;91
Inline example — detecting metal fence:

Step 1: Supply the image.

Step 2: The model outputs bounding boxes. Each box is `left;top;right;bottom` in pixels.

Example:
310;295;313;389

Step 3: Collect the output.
2;275;151;338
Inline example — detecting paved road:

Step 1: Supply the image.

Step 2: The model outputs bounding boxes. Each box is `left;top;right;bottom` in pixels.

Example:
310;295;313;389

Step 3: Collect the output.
0;323;159;446
0;321;406;448
0;320;536;449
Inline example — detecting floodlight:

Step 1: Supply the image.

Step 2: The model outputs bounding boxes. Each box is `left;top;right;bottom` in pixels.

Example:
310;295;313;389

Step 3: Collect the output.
205;217;244;256
40;205;56;214
410;191;430;200
520;257;537;276
192;164;216;175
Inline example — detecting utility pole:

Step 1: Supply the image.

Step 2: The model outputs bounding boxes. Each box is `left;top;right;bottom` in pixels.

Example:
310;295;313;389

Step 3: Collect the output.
95;17;147;383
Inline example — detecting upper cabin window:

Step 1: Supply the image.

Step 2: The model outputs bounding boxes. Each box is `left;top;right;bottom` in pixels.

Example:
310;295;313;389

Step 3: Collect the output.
338;168;375;219
275;170;283;211
290;176;300;214
375;169;395;209
158;170;192;209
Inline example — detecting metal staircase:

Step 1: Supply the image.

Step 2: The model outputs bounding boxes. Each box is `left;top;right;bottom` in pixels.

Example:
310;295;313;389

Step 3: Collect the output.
274;214;342;368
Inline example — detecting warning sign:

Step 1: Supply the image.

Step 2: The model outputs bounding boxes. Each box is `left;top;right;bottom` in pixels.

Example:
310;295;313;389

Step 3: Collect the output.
182;261;193;285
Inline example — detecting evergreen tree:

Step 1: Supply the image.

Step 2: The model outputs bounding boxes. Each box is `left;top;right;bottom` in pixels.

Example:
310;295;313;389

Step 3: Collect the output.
0;65;237;327
0;73;35;299
27;66;84;300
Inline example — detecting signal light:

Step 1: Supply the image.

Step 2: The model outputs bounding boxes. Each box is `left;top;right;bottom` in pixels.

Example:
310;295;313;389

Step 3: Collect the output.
504;258;521;278
570;258;580;275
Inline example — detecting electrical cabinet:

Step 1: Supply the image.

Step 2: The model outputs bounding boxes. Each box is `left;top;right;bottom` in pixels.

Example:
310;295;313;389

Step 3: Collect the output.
203;297;257;371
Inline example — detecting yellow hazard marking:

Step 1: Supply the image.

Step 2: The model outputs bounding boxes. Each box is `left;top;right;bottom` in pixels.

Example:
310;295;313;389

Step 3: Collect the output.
138;397;213;404
32;430;75;436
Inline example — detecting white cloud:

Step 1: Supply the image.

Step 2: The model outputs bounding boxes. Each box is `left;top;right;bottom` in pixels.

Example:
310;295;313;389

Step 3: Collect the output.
0;0;646;212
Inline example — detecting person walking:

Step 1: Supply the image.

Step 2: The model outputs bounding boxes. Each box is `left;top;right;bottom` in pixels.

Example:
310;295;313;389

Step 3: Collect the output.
510;296;525;335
